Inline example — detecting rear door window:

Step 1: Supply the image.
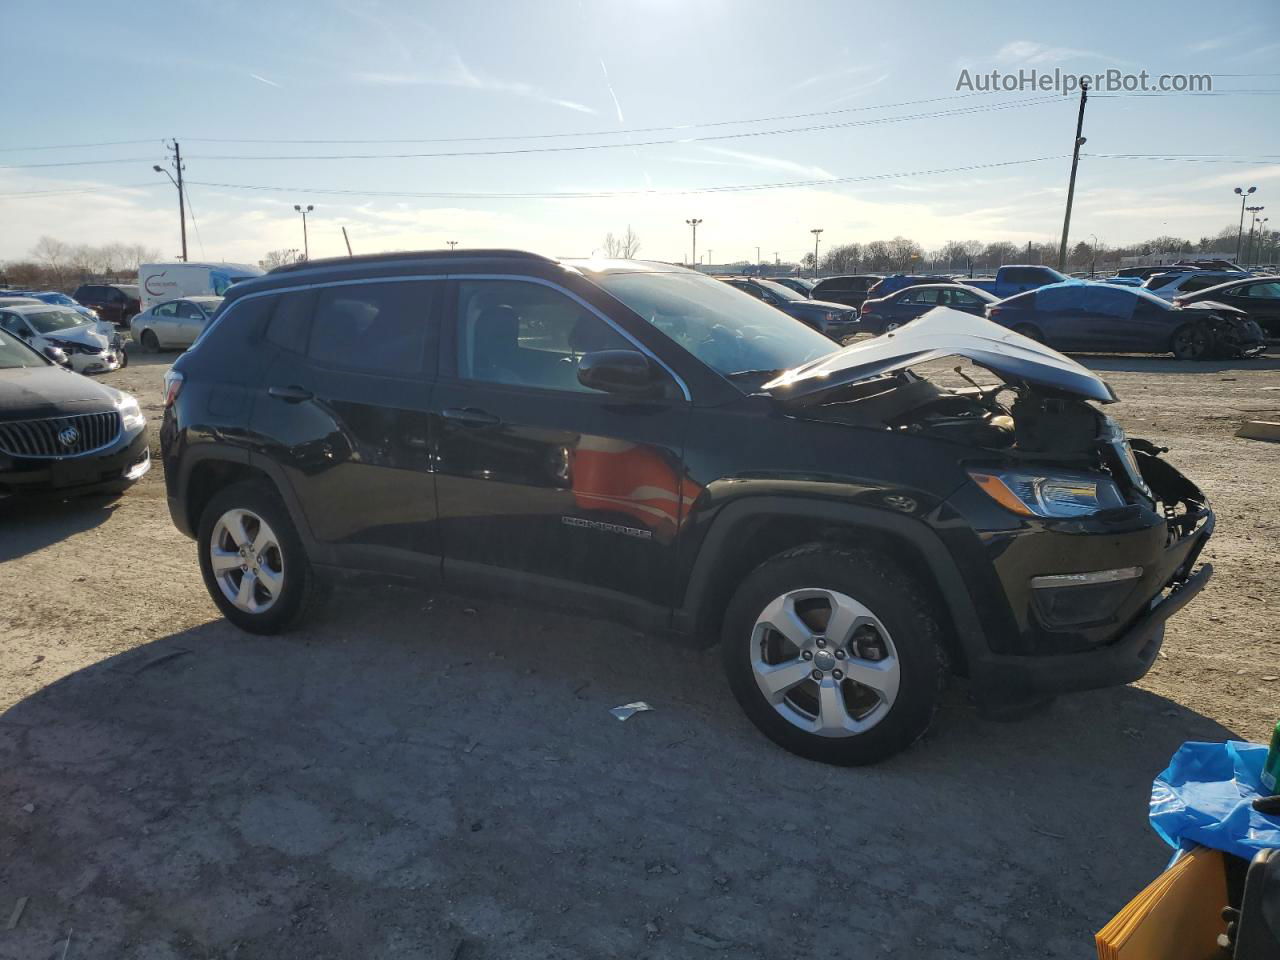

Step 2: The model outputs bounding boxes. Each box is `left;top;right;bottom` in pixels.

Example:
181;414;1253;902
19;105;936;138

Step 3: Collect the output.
307;281;437;376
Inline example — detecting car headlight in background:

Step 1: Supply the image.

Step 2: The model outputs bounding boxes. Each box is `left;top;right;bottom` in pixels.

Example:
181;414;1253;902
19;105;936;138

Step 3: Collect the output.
969;468;1125;518
115;393;146;430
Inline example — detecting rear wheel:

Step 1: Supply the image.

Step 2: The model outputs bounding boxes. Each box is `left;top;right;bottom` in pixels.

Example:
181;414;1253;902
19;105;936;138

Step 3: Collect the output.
883;321;901;333
1171;322;1210;361
721;545;947;765
140;329;159;353
197;482;319;634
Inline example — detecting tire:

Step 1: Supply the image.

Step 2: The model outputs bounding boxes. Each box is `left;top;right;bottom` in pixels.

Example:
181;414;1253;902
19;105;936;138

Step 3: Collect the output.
1170;322;1210;361
140;329;160;353
883;321;901;333
197;481;319;634
1012;324;1043;343
721;545;947;766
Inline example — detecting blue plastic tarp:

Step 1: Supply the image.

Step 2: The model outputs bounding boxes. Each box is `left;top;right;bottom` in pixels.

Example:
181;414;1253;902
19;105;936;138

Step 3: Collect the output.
1150;740;1280;861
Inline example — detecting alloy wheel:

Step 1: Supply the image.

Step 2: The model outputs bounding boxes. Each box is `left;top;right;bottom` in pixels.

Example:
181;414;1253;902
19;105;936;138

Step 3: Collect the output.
750;588;900;737
209;508;285;614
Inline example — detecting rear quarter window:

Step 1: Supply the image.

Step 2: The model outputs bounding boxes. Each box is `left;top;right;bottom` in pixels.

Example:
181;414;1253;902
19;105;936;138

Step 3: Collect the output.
187;294;276;376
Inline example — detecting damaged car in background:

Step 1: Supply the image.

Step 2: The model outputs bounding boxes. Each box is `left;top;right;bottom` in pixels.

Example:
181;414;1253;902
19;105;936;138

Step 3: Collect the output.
162;255;1213;766
985;280;1265;360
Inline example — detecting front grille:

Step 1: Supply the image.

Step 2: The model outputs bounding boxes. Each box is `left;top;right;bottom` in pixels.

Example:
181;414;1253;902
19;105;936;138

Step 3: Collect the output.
0;411;122;458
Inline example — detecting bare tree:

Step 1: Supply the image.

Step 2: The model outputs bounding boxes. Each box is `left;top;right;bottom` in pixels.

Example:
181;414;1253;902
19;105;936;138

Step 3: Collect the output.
602;225;641;259
30;236;70;285
821;242;861;273
259;248;302;270
887;236;923;272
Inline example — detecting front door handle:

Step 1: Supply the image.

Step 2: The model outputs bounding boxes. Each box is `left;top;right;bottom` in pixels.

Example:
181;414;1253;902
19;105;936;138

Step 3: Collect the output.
441;407;500;427
268;385;314;403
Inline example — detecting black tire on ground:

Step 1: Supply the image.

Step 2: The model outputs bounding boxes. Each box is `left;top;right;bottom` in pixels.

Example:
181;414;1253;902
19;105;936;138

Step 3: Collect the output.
1012;324;1044;343
721;544;948;766
196;481;319;635
140;329;160;353
1171;322;1211;361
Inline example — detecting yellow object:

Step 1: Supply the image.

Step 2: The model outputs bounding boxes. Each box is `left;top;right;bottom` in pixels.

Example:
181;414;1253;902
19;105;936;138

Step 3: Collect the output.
1095;846;1228;960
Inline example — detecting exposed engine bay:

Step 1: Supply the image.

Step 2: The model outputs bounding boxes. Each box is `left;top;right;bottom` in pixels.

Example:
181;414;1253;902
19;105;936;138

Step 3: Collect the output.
803;367;1210;537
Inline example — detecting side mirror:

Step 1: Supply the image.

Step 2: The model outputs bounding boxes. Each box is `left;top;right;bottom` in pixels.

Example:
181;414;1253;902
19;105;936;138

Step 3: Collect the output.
577;349;667;399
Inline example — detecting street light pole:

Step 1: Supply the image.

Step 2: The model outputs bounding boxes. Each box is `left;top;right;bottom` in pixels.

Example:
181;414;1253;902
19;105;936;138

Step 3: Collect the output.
1245;206;1265;265
1056;79;1089;272
294;204;314;260
447;241;458;250
1234;186;1258;261
152;141;187;263
685;218;702;269
810;228;823;279
1088;233;1100;278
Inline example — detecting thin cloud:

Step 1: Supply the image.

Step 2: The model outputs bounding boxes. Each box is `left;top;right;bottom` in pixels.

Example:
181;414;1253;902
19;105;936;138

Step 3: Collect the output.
351;55;595;114
1192;163;1280;189
250;73;281;88
700;146;836;181
600;59;624;124
993;40;1110;65
1187;37;1229;53
790;63;875;92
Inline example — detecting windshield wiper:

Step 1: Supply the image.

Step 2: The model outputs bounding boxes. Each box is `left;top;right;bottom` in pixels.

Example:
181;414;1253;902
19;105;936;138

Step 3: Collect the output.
725;368;782;381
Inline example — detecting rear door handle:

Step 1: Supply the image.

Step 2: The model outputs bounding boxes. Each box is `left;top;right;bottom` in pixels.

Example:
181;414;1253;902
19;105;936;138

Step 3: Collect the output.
268;385;314;403
442;407;500;427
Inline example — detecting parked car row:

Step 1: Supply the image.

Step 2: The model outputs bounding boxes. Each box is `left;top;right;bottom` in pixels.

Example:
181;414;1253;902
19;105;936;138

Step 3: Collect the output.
763;266;1274;358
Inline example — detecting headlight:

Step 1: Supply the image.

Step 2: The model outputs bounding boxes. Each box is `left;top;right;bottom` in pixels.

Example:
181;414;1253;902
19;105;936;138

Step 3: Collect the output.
115;393;146;430
968;468;1125;518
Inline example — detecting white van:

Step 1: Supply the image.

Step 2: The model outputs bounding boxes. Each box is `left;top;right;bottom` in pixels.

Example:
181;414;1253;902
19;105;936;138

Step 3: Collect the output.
138;262;263;312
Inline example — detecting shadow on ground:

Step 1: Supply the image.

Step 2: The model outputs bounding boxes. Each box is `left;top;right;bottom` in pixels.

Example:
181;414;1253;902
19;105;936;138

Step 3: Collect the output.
0;493;122;564
0;586;1238;959
1069;352;1280;374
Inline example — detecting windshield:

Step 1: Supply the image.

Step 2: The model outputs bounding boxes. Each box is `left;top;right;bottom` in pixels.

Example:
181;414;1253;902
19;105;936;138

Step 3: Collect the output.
26;308;92;334
41;293;77;305
591;270;837;382
0;331;45;368
755;279;805;302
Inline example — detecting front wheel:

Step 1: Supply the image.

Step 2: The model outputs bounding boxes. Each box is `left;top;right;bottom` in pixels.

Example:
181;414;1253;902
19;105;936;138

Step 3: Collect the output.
721;545;947;765
197;481;319;634
1171;322;1210;361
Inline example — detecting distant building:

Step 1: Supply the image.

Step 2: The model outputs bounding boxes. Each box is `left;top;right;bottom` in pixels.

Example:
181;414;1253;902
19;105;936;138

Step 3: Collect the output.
1119;249;1236;267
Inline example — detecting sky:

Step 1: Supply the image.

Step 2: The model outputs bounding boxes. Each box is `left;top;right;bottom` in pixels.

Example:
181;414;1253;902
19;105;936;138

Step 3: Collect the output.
1;0;1278;266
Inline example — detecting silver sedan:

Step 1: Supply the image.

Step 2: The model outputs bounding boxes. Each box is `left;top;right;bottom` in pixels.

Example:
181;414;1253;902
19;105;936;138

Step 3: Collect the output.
131;296;223;351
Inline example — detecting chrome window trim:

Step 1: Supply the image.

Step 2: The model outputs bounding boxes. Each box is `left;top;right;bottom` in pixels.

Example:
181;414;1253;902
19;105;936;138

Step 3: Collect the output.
197;272;693;402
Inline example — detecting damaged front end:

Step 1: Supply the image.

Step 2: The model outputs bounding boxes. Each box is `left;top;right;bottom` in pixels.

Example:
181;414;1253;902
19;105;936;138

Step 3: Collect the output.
766;309;1214;700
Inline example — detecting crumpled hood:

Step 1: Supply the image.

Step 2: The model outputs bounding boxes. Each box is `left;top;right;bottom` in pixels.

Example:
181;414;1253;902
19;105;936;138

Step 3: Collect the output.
763;308;1117;405
44;326;111;350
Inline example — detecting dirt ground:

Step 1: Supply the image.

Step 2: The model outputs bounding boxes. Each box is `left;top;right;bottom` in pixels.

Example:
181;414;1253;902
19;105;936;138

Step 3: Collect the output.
1;346;1277;959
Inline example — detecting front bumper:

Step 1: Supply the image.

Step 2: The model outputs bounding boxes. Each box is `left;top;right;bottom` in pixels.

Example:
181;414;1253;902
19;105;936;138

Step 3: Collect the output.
66;349;123;375
949;454;1215;703
0;428;150;497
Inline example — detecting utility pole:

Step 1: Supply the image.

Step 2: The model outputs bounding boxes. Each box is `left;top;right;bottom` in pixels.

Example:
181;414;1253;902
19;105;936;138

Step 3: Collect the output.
1056;80;1088;272
152;141;188;262
685;218;702;268
810;228;823;279
1234;186;1258;261
774;252;779;266
342;226;353;256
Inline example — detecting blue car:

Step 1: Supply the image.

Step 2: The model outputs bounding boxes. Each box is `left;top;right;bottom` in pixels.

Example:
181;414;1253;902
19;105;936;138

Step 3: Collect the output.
858;283;997;335
987;281;1266;359
720;277;861;341
4;290;98;320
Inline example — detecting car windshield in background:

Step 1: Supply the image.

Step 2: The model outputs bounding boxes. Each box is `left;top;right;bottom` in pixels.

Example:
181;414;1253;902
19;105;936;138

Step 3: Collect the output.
0;331;44;368
591;270;837;381
755;279;805;302
25;308;92;334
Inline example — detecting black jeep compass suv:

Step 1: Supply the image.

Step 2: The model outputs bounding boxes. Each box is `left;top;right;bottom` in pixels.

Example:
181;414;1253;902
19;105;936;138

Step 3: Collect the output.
160;251;1213;765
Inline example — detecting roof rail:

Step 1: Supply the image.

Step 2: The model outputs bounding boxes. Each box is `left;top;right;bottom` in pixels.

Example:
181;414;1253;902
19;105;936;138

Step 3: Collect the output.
267;248;557;275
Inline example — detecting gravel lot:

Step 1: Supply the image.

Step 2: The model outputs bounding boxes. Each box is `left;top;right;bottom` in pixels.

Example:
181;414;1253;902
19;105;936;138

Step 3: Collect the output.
2;347;1277;959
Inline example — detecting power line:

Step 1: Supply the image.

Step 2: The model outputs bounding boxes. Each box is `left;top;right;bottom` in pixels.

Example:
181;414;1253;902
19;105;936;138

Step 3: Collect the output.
0;138;161;154
0;182;160;198
183;98;1067;162
185;156;1065;200
0;157;155;170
